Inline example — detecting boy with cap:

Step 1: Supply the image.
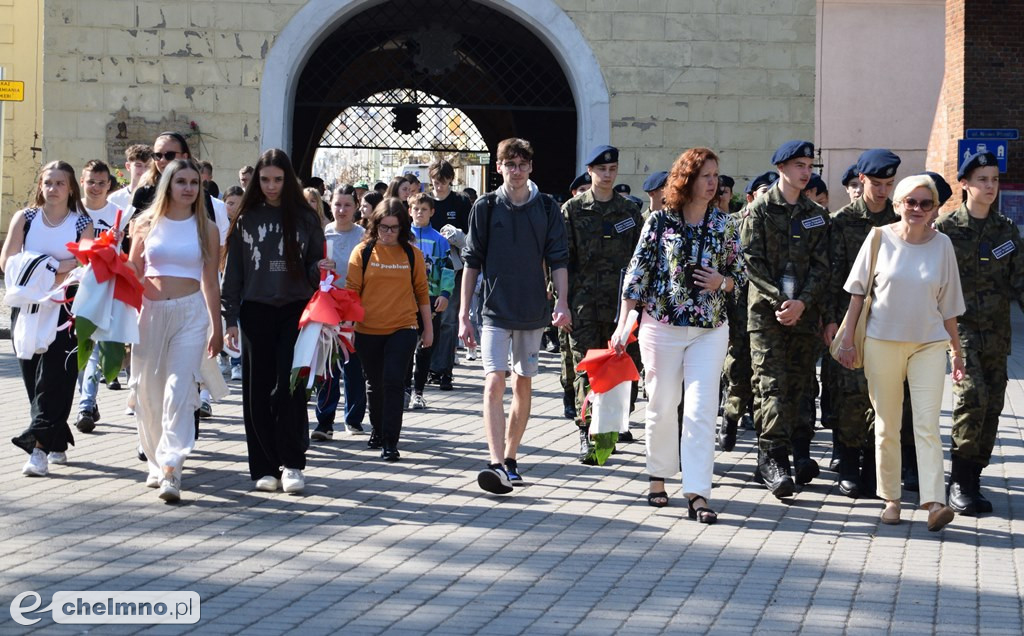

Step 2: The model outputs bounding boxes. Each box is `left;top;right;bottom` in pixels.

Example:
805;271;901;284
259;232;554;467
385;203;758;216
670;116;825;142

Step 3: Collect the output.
841;165;862;203
826;148;901;498
642;170;668;219
460;138;570;494
557;172;595;421
937;151;1024;515
744;171;779;204
803;174;829;210
716;175;735;212
562;145;643;464
740;140;831;497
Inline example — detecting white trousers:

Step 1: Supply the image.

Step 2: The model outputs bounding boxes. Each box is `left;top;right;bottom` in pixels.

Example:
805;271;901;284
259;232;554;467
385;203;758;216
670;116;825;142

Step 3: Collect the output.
131;292;207;480
639;314;729;499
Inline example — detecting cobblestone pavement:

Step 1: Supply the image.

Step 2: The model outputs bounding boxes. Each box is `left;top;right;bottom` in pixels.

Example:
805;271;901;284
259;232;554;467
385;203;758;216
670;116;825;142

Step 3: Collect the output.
0;312;1022;635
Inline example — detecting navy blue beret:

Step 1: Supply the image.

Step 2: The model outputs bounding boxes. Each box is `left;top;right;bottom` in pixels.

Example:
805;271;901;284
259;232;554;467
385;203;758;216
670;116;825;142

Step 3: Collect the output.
957;151;998;181
840;164;858;186
856;149;901;178
745;171;779;195
626;194;644;208
642;171;668;192
771;140;815;165
921;171;953;207
804;174;828;194
569;172;591;192
719;175;735;189
613;183;631;194
585;145;618;166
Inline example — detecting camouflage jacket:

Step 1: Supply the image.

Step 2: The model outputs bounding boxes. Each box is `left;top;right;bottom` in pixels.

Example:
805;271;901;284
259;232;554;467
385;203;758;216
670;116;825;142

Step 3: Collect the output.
562;189;643;323
827;197;898;324
935;204;1024;355
739;182;830;333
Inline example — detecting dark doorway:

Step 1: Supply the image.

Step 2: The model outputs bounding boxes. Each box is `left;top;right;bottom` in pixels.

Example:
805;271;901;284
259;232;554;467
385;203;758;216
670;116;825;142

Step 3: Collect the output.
292;0;577;195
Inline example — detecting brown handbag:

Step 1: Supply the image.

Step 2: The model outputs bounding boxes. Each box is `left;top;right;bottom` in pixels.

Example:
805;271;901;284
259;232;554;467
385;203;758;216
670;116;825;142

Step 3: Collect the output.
830;227;883;369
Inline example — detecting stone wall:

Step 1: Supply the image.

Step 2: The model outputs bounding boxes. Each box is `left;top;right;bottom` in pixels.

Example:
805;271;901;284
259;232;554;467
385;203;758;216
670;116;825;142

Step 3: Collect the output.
36;0;817;200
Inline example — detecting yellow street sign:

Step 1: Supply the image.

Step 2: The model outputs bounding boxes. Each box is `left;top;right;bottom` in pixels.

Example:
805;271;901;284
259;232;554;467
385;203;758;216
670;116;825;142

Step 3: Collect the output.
0;80;25;102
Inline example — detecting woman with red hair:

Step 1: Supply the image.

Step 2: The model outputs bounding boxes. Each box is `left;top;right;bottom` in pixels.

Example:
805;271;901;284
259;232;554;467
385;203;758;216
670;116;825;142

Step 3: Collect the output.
611;148;746;522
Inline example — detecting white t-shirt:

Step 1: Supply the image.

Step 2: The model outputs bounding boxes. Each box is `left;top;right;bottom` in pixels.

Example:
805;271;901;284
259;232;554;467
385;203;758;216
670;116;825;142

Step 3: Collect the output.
211;197;229;246
82;200;130;234
107;187;135;220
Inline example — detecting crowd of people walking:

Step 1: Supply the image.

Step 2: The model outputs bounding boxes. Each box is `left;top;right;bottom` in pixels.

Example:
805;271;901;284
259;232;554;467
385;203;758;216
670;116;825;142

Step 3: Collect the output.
3;130;1021;533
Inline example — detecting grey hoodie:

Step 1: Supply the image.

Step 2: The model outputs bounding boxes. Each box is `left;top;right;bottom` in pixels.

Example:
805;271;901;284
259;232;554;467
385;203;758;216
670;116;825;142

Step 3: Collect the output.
462;180;568;330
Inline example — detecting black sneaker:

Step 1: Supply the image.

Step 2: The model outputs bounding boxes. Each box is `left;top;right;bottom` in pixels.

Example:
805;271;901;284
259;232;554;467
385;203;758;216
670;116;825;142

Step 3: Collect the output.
108;378;122;390
311;426;333;441
346;422;364;433
478;463;513;494
618;430;635;443
439;374;454;391
504;458;524;487
75;409;97;434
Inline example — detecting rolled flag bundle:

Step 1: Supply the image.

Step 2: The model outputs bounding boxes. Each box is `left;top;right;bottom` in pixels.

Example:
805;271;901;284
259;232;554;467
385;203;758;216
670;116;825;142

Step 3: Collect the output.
575;310;640;465
289;246;365;393
67;209;144;381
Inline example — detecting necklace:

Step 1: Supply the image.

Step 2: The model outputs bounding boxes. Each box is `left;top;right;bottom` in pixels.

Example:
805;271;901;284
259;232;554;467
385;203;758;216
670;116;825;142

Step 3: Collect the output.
40;208;69;228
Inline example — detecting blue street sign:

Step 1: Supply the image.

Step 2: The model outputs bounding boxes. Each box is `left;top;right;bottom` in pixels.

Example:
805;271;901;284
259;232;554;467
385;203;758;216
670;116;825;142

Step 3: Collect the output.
958;139;1009;173
965;129;1019;140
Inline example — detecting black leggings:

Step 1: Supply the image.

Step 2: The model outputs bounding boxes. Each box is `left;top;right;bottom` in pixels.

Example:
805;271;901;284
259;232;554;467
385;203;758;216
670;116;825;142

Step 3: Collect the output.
356;329;418;449
407;308;444;393
239;301;310;480
11;305;77;454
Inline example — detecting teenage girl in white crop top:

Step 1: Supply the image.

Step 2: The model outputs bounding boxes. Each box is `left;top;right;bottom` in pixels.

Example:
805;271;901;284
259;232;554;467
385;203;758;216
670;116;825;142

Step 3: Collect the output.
0;161;94;477
127;159;222;502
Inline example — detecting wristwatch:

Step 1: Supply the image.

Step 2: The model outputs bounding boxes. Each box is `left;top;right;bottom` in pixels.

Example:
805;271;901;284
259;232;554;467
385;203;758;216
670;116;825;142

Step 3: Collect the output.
718;276;729;291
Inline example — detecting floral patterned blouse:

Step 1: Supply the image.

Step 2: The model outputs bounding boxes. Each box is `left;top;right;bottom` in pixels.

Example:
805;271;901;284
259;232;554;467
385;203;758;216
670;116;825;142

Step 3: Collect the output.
622;208;747;328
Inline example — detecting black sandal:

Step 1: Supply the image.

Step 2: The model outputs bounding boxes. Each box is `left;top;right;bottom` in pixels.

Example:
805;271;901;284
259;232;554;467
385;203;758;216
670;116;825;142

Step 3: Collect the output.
687;496;718;524
647;477;669;508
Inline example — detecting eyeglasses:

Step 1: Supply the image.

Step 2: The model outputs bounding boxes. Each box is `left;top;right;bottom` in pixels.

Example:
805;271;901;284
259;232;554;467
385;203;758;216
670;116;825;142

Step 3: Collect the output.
379;223;400;233
152;151;180;161
85;180;109;188
501;162;531;173
903;197;935;212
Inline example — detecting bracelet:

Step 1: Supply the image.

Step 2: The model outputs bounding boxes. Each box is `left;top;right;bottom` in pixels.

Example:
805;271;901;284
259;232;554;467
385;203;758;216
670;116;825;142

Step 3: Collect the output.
838;346;854;352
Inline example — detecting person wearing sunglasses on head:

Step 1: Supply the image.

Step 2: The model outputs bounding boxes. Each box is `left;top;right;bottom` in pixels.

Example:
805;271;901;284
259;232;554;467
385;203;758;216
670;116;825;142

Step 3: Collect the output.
837;175;965;530
935;152;1024;516
825;149;902;500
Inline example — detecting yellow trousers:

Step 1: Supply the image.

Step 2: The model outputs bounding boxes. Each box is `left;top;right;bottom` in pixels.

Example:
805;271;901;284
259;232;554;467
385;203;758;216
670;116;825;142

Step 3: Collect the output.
863;338;948;507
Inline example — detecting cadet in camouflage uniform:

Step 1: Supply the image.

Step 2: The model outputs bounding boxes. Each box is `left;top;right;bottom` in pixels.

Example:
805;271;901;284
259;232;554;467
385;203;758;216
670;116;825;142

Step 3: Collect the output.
563;145;643;464
641;170;668;220
936;151;1024;515
826;149;901;498
718;173;776;450
740;141;831;498
558;172;593;420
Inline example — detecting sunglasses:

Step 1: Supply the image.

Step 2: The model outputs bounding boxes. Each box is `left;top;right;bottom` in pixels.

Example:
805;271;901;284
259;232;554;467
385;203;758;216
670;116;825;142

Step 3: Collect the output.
903;197;935;212
378;223;400;233
152;151;180;161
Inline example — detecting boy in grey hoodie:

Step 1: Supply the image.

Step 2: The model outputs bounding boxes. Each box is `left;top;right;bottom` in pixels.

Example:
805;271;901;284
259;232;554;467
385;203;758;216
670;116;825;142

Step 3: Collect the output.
460;138;571;494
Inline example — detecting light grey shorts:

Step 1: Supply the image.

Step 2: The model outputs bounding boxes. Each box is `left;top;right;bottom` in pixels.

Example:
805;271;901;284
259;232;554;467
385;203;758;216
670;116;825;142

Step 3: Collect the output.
480;325;544;377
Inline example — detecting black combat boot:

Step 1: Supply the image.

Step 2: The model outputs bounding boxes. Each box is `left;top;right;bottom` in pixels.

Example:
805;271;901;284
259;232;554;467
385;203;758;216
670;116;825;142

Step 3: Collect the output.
757;447;795;498
792;437;820;486
829;438;843;472
901;444;919;492
837;445;861;498
718;416;738;452
947;455;977;515
973;462;992;513
578;428;596;465
860;445;878;499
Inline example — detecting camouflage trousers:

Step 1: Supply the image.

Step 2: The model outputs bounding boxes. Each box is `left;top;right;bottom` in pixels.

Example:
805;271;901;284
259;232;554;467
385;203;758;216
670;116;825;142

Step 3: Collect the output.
559;329;575;407
750;328;818;451
818;350;839;429
721;316;753;422
569;320;640;432
832;363;875;449
951;344;1008;467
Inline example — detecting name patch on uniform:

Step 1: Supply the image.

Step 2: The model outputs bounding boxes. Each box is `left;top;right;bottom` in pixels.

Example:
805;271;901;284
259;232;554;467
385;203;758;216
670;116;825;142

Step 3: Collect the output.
992;240;1016;259
801;215;826;229
614;217;637;233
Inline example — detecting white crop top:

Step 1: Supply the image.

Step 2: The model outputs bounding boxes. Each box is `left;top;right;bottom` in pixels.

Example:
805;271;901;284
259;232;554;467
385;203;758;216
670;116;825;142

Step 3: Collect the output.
24;209;81;261
143;216;203;281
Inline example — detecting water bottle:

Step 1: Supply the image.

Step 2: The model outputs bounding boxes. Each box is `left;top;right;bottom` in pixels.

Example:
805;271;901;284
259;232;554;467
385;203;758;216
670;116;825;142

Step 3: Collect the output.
780;262;797;300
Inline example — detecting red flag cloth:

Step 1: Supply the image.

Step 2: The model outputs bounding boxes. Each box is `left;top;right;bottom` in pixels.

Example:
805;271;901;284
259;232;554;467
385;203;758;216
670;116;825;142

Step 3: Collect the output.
573;324;639;393
299;285;365;328
66;232;144;310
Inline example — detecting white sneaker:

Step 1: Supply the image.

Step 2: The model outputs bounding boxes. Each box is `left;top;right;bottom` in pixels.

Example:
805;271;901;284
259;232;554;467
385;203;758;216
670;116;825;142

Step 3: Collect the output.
145;473;160;488
230;366;243;381
158;476;181;502
218;356;229;374
466;347;477;360
281;468;305;493
411;393;427;410
255;475;280;492
22;449;48;477
125;406;136;416
47;451;67;465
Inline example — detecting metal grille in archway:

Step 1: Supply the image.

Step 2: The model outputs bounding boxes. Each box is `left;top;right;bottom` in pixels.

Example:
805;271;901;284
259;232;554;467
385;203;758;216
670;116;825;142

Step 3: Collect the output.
318;89;489;153
292;0;578;186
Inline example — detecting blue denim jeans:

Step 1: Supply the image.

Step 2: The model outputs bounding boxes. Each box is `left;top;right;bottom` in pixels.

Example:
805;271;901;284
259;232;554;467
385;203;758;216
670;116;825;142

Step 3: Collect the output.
76;347;101;411
314;350;366;429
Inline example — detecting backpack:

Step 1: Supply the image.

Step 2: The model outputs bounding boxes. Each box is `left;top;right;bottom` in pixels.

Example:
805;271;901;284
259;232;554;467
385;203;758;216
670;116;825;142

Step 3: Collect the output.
473;192;558;258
